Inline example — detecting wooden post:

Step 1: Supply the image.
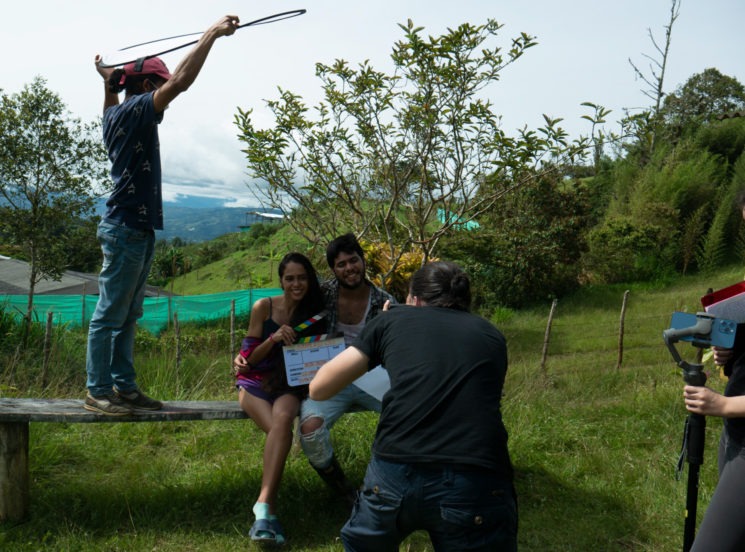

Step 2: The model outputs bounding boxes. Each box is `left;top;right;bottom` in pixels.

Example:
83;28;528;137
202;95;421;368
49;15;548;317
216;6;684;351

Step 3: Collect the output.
81;282;87;326
230;299;236;361
0;422;29;521
541;299;558;377
174;312;181;371
617;290;630;370
42;311;53;387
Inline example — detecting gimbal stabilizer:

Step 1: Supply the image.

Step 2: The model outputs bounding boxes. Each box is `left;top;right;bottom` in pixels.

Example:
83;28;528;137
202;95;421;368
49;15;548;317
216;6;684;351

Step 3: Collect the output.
663;312;737;552
663;313;716;386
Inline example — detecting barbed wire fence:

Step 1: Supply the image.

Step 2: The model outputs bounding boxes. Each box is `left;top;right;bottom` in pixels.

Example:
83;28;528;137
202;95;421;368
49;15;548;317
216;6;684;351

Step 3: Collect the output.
529;287;711;379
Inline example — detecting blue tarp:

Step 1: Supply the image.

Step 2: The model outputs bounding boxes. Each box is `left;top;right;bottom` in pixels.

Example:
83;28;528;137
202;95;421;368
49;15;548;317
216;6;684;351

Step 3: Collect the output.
437;209;480;230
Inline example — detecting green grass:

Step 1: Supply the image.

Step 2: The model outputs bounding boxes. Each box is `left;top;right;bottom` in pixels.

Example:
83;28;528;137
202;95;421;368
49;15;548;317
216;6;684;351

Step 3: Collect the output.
1;265;743;550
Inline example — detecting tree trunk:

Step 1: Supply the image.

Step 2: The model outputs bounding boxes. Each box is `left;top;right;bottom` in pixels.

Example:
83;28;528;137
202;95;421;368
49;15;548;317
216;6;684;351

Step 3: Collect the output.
23;264;38;345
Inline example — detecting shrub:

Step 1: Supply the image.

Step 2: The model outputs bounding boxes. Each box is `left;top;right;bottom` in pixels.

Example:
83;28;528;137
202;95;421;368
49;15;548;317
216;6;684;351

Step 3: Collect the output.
581;209;679;284
438;176;594;310
361;241;425;301
698;157;745;272
696;117;745;166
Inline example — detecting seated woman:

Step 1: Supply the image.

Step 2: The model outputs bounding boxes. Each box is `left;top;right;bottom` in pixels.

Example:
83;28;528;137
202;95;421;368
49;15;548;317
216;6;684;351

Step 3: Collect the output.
233;252;326;545
310;261;518;552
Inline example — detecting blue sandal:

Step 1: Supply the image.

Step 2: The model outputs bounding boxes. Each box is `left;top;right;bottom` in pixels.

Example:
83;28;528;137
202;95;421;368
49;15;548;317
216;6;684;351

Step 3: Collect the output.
250;518;286;545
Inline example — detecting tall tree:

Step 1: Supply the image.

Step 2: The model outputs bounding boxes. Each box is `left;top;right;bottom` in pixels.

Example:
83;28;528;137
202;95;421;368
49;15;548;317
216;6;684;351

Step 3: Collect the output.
235;19;594;282
661;68;745;136
626;0;681;158
0;77;108;335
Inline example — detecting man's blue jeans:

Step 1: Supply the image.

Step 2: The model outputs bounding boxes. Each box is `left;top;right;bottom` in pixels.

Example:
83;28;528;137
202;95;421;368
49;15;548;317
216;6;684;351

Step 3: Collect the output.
341;456;517;552
300;383;381;469
86;221;155;397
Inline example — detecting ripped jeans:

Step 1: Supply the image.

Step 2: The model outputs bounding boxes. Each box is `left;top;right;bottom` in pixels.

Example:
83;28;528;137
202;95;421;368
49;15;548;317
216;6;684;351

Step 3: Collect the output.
341;455;518;552
300;383;381;469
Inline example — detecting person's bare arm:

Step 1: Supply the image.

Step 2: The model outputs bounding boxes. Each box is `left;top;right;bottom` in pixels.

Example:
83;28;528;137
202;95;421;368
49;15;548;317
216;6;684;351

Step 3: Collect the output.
309;347;369;400
152;15;239;113
94;54;119;113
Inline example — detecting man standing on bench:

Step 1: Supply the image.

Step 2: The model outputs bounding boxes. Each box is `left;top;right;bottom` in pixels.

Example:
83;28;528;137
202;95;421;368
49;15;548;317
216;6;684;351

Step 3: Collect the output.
85;16;239;416
300;233;396;502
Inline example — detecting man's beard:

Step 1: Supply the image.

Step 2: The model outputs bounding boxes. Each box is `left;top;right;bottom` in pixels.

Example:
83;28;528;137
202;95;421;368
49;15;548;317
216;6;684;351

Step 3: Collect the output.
337;274;364;290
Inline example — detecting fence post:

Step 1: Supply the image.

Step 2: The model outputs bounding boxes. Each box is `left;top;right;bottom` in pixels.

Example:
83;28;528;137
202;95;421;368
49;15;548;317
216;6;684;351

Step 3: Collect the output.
230;299;236;361
81;282;87;327
174;311;181;371
541;299;558;377
617;290;630;370
42;311;53;387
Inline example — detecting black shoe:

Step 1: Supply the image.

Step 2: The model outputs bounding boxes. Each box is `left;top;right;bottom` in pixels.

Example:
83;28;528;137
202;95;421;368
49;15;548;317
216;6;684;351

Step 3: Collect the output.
314;456;357;506
114;388;163;410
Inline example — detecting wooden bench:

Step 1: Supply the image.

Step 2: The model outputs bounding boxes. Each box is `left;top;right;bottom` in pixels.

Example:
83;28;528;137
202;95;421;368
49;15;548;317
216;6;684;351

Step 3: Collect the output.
0;398;248;522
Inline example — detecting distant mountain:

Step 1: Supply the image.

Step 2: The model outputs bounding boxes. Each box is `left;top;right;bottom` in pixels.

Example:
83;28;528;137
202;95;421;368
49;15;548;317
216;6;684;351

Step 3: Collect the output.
94;197;281;243
160;205;250;241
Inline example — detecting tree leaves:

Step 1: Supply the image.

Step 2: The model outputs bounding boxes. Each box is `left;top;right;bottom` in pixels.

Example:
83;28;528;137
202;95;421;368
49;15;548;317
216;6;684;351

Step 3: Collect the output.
0;77;108;332
235;19;592;282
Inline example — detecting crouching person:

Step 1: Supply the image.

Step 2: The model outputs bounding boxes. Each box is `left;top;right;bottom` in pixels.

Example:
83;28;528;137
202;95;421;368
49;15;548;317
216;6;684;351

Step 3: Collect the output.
309;261;518;552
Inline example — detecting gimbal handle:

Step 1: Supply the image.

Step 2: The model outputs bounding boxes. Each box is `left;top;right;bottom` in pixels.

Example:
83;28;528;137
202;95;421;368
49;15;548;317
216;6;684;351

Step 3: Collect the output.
662;315;712;386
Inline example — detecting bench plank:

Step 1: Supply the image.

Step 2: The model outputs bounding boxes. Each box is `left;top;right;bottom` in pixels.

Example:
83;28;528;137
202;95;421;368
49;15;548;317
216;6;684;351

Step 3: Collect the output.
0;398;248;423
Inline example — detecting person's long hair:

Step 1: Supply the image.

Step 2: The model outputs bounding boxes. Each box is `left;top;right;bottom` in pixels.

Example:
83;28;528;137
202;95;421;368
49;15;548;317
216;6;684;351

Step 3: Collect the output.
278;252;326;329
409;261;471;312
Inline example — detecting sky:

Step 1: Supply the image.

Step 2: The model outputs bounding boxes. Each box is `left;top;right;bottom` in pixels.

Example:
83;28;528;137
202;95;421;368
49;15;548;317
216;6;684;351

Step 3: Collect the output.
2;0;744;208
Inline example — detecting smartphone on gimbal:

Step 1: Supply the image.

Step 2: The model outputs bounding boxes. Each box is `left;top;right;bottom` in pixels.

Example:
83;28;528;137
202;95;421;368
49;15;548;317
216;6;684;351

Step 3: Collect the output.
668;312;737;349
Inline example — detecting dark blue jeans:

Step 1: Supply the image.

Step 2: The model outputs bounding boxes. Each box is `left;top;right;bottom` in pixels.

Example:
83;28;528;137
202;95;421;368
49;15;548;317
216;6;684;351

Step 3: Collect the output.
86;220;155;396
341;456;517;552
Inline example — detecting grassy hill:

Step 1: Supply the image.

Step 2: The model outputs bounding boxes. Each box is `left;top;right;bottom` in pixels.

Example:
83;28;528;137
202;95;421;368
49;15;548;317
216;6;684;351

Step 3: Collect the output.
167;225;325;295
167;247;271;295
1;263;744;550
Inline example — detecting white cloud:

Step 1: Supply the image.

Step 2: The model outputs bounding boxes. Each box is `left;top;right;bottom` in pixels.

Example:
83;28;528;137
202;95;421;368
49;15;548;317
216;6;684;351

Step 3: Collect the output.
3;0;745;204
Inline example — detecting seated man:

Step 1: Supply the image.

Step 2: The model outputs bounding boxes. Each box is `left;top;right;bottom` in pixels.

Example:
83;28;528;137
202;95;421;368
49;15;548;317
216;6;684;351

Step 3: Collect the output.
299;233;396;501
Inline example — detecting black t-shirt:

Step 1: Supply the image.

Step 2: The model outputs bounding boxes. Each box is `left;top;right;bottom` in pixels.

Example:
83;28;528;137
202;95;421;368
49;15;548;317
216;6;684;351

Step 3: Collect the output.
354;305;512;475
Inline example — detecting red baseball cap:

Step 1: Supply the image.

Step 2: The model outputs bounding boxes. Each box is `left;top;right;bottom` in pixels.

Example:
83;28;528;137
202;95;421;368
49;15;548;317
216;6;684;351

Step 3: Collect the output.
120;57;172;84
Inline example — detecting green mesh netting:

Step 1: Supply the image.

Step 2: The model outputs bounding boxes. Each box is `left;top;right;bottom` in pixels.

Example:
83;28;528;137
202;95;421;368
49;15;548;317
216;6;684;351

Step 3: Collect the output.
1;289;281;334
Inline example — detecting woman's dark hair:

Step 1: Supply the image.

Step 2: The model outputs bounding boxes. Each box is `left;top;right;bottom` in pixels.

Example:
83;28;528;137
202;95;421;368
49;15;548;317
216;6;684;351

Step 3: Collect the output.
107;70;162;96
278;252;326;327
409;261;471;312
326;233;365;269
